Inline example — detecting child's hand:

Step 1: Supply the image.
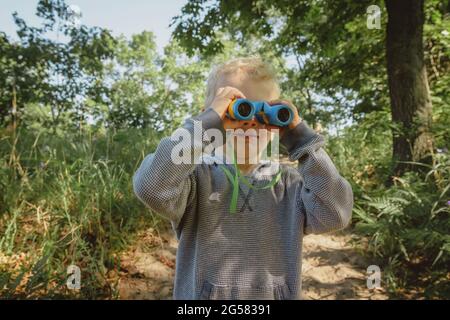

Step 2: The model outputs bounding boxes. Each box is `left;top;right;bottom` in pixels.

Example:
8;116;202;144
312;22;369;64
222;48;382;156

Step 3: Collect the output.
209;86;247;119
268;99;302;135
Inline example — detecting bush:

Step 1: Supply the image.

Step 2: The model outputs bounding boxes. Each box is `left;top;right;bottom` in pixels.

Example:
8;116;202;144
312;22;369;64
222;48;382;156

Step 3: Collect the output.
325;108;450;299
353;153;450;298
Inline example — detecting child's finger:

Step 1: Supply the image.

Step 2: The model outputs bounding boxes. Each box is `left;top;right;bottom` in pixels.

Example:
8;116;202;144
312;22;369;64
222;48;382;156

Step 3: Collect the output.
225;87;246;100
232;89;246;100
216;87;225;96
268;99;283;105
269;99;290;106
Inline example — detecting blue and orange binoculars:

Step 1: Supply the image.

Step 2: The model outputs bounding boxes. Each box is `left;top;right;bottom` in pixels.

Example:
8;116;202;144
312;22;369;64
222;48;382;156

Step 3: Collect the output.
227;99;294;127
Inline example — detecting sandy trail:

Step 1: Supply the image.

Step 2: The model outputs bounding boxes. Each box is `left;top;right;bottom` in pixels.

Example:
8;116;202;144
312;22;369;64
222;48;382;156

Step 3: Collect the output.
117;227;388;300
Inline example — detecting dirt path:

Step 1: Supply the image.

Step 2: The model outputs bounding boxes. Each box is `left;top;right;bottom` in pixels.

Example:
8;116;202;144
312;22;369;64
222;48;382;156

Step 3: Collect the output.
117;227;388;300
301;233;387;299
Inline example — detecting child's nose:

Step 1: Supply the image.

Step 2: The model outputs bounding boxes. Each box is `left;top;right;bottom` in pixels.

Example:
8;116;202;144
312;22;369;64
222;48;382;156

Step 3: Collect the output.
241;118;260;128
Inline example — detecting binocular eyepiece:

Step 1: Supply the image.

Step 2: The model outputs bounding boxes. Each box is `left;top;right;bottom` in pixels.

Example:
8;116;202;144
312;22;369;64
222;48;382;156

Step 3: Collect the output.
227;99;294;127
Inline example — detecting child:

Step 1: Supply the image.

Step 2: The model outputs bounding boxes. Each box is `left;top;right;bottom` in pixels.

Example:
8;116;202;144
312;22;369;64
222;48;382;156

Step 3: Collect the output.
133;57;353;300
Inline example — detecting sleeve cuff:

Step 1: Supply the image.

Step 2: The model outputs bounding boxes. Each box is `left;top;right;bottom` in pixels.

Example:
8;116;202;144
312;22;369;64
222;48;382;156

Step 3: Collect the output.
191;108;225;136
280;121;320;153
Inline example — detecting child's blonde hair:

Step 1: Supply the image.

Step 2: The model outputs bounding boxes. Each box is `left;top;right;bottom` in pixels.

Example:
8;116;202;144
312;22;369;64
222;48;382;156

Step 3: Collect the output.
204;56;280;108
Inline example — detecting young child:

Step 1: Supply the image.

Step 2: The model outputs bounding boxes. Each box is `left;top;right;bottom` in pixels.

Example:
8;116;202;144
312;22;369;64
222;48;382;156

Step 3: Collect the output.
133;57;353;300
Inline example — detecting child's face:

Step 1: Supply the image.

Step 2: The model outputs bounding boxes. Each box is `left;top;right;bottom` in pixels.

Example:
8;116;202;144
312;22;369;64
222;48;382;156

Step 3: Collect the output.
216;72;280;158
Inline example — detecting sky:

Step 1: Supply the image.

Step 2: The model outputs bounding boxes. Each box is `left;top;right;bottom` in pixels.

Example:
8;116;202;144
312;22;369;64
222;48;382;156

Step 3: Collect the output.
0;0;187;52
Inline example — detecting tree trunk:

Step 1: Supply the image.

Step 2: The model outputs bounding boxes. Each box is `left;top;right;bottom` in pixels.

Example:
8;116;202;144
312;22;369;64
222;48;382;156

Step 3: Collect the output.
385;0;433;179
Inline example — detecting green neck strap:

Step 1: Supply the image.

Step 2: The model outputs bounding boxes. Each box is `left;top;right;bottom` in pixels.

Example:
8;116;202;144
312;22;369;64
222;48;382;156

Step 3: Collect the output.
219;140;282;214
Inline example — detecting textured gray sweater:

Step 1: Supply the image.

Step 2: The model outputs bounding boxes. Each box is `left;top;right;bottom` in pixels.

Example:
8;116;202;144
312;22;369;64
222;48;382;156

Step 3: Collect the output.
133;109;353;300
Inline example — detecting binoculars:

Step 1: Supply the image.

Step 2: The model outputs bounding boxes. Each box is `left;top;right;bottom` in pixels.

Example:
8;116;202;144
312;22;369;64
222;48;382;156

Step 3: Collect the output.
227;99;294;127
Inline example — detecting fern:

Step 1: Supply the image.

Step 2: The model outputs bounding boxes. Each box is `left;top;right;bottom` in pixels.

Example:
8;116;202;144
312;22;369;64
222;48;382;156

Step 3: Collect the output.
352;152;450;298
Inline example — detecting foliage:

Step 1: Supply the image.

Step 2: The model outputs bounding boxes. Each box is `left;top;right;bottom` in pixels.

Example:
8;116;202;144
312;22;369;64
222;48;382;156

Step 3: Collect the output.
0;125;162;298
352;153;450;298
324;103;450;298
0;0;117;128
97;33;212;131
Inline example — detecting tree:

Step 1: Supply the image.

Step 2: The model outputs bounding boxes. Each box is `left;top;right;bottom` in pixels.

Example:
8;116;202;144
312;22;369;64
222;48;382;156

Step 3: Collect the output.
0;32;47;127
0;0;116;131
99;33;212;132
386;0;433;176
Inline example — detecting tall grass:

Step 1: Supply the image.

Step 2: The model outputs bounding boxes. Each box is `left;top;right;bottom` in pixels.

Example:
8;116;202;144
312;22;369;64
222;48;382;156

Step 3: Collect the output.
0;126;162;298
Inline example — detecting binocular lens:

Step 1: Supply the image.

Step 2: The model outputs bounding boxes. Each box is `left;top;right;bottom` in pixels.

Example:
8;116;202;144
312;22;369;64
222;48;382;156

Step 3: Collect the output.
237;102;253;117
277;108;291;123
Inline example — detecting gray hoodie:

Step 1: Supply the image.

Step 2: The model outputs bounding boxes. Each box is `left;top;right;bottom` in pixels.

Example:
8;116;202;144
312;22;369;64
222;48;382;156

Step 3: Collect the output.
133;108;353;300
